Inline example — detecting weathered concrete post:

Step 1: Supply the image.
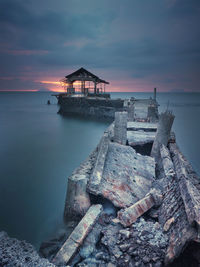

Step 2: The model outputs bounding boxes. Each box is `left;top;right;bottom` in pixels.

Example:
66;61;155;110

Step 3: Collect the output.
64;174;91;221
127;102;135;121
148;103;158;122
114;111;127;145
151;111;175;161
63;152;97;221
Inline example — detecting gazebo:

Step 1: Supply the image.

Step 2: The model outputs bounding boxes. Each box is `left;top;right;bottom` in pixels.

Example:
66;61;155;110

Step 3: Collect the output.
61;67;109;96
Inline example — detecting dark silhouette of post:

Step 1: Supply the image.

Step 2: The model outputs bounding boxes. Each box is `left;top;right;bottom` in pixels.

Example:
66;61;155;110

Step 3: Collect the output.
154;88;157;100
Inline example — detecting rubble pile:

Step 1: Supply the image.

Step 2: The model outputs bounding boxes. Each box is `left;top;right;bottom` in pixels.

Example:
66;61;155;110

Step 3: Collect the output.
0;231;55;267
101;217;168;267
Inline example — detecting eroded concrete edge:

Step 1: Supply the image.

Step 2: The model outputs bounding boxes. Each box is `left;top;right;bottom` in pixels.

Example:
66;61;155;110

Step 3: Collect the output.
52;204;103;266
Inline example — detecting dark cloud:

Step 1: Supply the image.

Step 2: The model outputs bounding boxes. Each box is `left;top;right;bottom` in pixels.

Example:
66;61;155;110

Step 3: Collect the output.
0;0;200;91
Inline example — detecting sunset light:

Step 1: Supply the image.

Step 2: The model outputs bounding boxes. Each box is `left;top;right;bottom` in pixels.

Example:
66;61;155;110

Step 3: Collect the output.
41;81;61;85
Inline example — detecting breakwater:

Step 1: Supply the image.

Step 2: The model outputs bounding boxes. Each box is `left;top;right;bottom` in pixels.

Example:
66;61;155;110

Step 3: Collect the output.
41;96;200;266
1;95;200;266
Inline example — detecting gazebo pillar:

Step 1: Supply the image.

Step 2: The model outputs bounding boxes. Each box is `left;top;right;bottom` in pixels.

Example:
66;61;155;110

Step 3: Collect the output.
94;81;97;94
81;80;85;94
67;82;74;94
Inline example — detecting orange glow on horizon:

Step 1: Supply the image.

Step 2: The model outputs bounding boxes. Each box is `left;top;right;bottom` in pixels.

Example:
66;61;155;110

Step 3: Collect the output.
41;81;61;85
49;88;66;93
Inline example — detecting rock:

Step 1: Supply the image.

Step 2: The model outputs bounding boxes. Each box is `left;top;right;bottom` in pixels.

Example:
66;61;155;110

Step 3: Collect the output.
53;204;103;265
119;229;130;239
163;217;175;232
101;223;123;264
143;255;150;263
107;263;116;267
149;188;163;206
0;231;55;267
119;243;130;252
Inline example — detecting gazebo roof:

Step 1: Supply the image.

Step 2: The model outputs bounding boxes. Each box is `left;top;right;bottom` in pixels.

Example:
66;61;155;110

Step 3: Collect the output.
63;67;109;84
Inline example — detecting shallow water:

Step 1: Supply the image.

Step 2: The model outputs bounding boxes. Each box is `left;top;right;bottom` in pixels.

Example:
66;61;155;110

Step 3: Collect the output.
0;91;199;249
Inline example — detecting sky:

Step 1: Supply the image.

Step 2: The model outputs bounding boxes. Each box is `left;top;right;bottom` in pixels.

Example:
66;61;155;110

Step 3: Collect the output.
0;0;200;92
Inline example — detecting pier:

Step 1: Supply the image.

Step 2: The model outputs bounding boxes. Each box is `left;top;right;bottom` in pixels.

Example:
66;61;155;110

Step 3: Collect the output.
39;95;200;266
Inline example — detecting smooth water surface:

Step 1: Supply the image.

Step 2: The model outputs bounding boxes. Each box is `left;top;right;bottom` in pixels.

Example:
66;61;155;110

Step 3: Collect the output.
0;92;109;249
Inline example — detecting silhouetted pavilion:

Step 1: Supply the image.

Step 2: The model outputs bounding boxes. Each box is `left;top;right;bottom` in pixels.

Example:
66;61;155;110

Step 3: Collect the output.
61;67;109;96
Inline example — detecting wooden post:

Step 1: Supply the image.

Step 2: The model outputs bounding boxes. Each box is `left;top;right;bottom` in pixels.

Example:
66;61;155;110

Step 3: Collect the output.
151;111;175;161
114;112;128;145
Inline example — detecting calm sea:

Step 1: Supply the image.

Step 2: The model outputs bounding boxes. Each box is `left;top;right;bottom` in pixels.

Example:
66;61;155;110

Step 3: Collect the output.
0;91;199;249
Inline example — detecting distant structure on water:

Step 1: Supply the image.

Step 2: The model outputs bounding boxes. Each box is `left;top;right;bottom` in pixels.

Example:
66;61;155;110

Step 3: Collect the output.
60;67;110;98
53;67;158;120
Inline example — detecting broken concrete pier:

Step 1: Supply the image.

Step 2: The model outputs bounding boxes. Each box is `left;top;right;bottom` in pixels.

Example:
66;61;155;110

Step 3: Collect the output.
43;96;200;267
14;92;195;267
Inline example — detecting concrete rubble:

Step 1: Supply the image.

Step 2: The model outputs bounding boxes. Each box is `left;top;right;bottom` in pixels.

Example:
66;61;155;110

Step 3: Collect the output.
0;231;55;267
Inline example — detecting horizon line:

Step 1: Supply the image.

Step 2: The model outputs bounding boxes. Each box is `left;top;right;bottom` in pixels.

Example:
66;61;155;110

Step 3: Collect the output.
0;90;199;93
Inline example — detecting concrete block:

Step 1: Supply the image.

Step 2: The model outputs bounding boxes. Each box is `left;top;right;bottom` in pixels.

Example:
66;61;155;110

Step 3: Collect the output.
151;111;175;162
90;142;155;208
53;204;103;265
87;134;110;195
117;194;155;227
114;111;127;145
